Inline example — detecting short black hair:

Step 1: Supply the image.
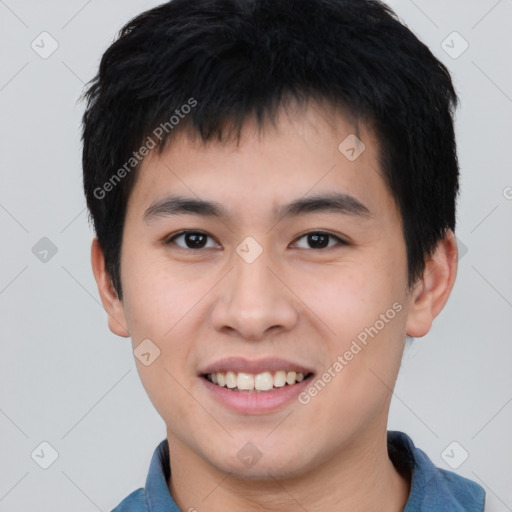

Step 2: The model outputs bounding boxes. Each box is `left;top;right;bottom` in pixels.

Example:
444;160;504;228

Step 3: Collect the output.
81;0;459;301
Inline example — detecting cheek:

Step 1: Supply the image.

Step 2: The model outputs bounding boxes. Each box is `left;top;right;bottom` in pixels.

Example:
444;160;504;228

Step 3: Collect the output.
120;258;204;420
308;259;399;331
305;258;408;388
120;253;202;339
120;254;212;382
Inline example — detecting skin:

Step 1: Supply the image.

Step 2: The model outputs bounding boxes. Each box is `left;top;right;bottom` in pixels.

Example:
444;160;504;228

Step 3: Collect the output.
91;99;458;512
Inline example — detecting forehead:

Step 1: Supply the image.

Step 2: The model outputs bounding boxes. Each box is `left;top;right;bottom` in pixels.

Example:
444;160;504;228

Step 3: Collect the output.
126;100;399;227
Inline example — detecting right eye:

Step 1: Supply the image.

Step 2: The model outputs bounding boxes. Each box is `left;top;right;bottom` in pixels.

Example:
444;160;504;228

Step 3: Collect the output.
164;230;221;250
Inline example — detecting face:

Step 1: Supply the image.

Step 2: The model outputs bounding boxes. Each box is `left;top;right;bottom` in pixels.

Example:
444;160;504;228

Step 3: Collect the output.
97;101;436;480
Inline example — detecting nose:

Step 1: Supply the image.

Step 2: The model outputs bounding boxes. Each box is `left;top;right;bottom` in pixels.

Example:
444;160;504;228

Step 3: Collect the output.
210;246;299;341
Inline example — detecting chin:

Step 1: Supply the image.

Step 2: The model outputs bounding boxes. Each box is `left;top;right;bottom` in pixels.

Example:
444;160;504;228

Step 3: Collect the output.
208;448;312;482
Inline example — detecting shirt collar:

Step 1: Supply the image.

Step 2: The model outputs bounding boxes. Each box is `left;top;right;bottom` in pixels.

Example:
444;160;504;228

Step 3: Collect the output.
144;438;180;512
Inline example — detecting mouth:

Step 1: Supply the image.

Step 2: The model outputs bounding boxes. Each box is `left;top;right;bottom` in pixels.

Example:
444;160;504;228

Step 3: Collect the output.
198;357;316;413
202;370;315;392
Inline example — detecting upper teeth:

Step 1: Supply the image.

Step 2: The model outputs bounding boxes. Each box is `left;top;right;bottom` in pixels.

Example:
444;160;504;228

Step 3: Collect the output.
208;371;306;391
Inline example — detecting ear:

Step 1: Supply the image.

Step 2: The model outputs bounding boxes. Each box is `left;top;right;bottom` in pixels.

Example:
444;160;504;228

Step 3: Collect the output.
90;237;130;338
405;229;458;338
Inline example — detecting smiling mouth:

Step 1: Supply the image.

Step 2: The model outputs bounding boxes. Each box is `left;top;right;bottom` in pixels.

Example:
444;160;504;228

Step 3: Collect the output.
203;370;314;392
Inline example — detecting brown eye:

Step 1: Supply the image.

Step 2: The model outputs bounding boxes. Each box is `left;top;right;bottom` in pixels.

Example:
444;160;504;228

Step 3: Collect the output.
293;231;347;250
166;231;219;250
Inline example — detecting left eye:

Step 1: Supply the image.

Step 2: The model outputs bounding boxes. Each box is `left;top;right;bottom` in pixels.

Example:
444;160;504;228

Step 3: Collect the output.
292;231;347;250
165;230;346;250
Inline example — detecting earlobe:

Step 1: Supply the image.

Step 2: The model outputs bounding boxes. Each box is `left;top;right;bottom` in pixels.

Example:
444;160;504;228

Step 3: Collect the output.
90;238;130;338
405;229;458;338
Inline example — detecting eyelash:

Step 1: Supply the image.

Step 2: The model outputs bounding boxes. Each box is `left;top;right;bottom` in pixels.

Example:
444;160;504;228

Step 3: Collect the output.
164;230;348;251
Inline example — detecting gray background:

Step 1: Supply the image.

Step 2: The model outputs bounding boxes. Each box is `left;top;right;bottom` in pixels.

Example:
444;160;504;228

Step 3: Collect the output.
0;0;511;510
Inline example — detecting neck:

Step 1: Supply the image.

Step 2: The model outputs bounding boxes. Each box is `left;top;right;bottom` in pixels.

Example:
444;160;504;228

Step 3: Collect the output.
166;427;411;512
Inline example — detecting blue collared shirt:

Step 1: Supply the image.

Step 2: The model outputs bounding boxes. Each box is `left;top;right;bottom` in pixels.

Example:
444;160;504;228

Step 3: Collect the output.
111;430;486;511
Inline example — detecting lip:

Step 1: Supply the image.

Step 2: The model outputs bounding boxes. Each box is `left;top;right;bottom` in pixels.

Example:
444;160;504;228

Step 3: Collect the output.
199;372;314;415
198;356;315;376
198;356;316;415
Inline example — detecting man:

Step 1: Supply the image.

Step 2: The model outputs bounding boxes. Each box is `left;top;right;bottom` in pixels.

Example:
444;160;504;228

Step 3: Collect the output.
81;0;486;510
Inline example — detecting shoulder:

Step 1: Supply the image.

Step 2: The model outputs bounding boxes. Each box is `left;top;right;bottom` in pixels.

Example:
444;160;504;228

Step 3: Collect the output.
388;431;486;512
111;488;147;512
430;466;486;511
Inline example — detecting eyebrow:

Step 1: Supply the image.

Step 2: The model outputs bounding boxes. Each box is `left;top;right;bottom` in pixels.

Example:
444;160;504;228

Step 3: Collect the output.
143;192;372;223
